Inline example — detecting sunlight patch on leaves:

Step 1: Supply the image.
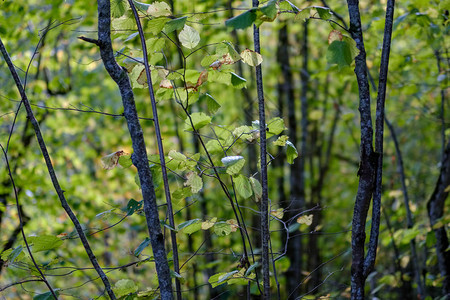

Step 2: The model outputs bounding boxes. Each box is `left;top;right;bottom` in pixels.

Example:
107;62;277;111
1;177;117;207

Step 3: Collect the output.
184;171;203;193
297;214;313;226
240;49;263;67
222;156;245;175
179;25;200;49
234;175;253;199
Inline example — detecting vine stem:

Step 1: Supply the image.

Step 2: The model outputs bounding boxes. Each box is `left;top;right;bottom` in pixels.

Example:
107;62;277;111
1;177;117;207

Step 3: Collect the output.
0;37;116;300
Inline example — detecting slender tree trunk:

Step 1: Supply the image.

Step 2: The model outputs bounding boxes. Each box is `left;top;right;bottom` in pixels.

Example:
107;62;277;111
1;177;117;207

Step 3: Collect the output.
427;140;450;297
252;0;270;297
346;0;395;298
94;1;173;298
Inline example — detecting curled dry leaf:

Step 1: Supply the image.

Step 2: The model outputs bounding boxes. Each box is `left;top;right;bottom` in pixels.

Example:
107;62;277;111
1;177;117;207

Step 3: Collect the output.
101;150;127;170
226;219;239;232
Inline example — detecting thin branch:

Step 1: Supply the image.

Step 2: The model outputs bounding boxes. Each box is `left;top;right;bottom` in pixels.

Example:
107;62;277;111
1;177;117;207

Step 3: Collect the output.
0;144;58;299
0;37;116;300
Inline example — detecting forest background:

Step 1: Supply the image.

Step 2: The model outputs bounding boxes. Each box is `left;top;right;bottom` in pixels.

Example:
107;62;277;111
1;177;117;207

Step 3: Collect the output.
0;0;448;299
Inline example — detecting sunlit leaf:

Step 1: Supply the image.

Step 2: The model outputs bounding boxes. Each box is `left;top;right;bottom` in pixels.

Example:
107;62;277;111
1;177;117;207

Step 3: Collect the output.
267;117;286;135
147;1;172;17
214;222;232;236
249;177;262;201
114;279;138;297
28;235;63;253
297;214;313;226
111;0;127;18
286;141;298;164
222;156;245;175
202;217;217;230
273;135;289;146
240;49;263;67
271;208;284;219
260;0;278;20
179;25;200;49
178;219;202;234
184;171;203;193
184;112;212;131
234;175;253;199
146;17;169;35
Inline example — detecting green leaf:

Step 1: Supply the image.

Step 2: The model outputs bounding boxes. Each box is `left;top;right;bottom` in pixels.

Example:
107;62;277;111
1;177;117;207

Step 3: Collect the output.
112;15;136;31
146;17;169;35
125;198;142;216
146;38;165;52
201;93;221;114
214;222;232;236
225;9;258;30
261;0;278;20
249;177;262;201
315;6;331;20
295;7;311;22
245;262;260;277
222;156;245;175
286;141;298;164
111;0;127;18
132;0;150;12
147;1;172;17
28;235;63;253
33;290;60;300
231;72;247;89
184;171;203;193
178;219;202;234
209;272;229;288
326;40;354;70
205;140;223;154
172;187;193;200
240;49;263;67
134;237;151;257
119;154;132;168
208;70;232;85
164;16;187;33
273;135;288;146
234;175;253;199
114;279;138;297
1;245;23;263
168;149;187;161
267;117;286;135
179;25;200;49
184;112;211;131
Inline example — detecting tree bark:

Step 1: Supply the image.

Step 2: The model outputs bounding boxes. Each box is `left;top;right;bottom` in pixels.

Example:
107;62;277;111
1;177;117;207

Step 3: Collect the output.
95;1;173;298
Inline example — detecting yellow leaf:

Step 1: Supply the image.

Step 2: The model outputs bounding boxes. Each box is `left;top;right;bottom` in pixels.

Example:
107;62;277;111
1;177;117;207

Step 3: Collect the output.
297;214;313;226
226;219;239;232
201;217;217;230
270;208;284;219
240;49;263;67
